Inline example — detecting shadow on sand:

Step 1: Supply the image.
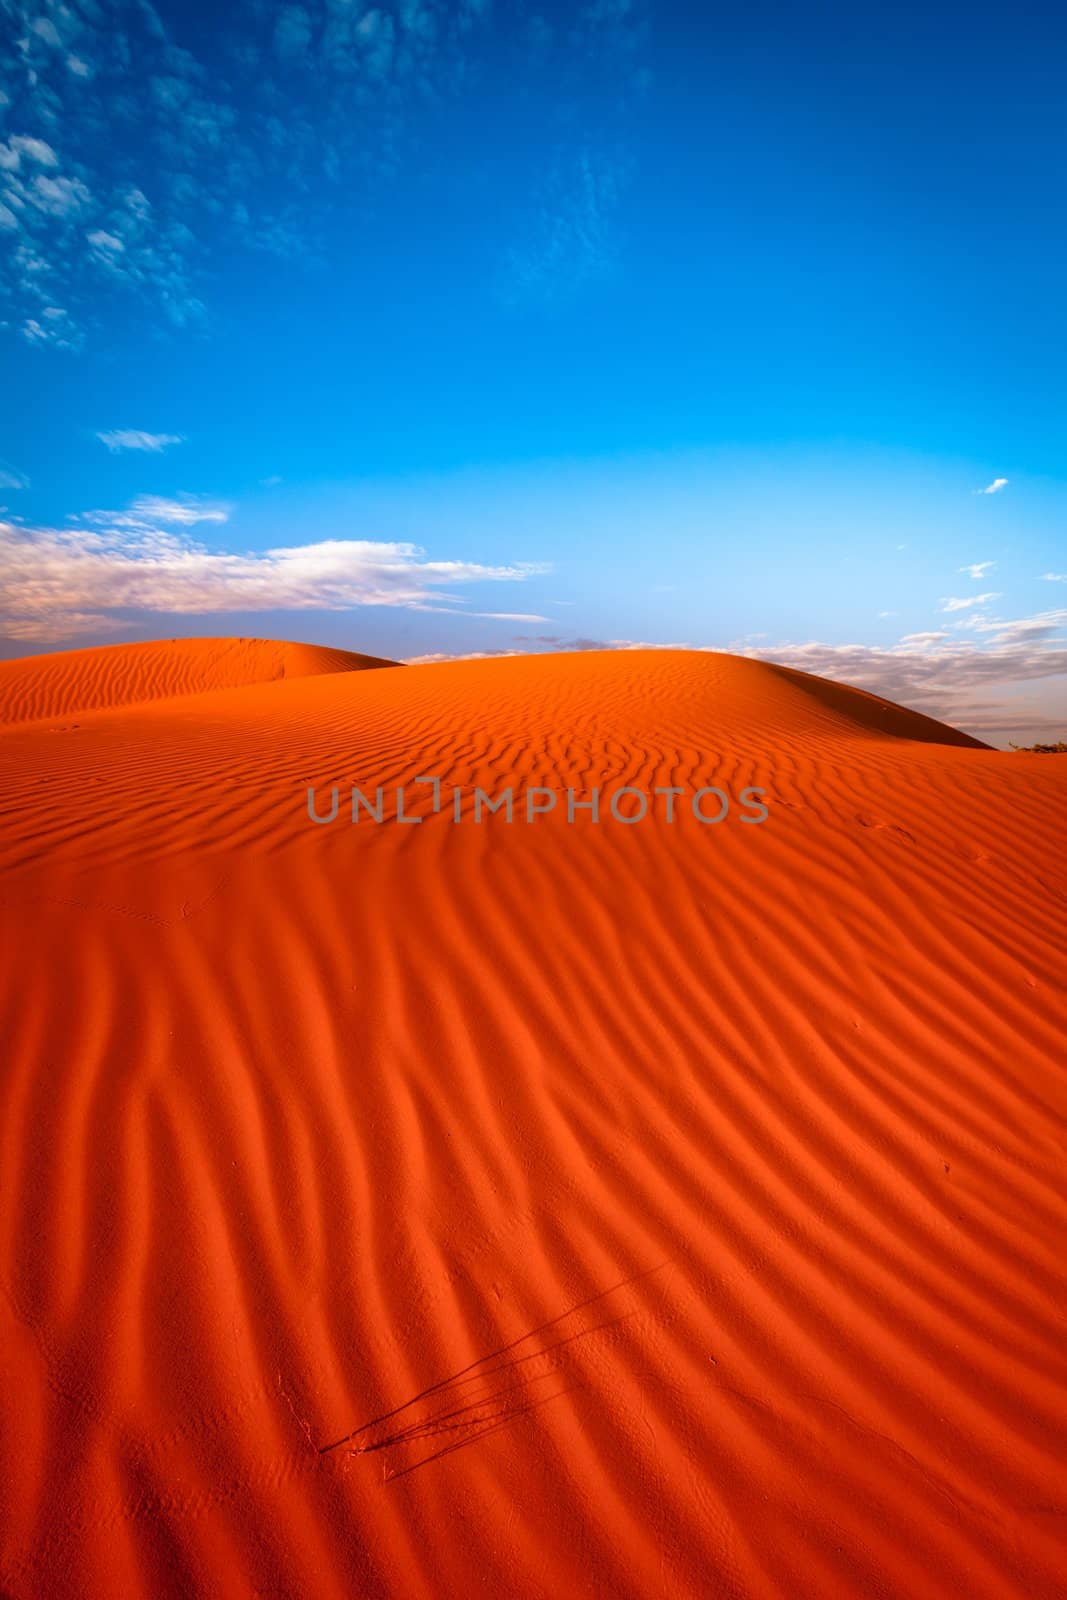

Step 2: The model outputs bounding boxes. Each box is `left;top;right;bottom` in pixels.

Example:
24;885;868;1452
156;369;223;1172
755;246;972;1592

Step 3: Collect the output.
318;1262;668;1481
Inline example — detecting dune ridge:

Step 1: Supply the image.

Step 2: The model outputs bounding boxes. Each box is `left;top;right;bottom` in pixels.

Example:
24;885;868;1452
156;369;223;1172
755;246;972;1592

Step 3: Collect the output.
0;635;397;727
0;643;1065;1599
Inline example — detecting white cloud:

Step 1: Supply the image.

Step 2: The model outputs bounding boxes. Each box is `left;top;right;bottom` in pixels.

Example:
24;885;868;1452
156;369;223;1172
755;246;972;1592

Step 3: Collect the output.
0;461;29;490
87;229;125;264
977;477;1009;495
31;17;62;48
1041;572;1065;583
77;494;229;528
406;649;521;665
955;609;1067;645
470;612;553;622
940;592;999;613
96;429;184;453
29;173;92;216
21;306;79;349
0;135;58;171
960;560;995;579
0;504;550;640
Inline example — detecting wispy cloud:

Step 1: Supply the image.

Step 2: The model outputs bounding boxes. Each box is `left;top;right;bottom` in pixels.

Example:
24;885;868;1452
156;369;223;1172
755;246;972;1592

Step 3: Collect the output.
951;608;1067;645
0;135;58;170
0;0;530;346
1041;572;1065;583
405;649;521;665
976;477;1009;495
96;429;184;454
21;306;80;350
470;611;553;622
0;125;174;346
960;560;995;579
1;0;653;344
0;501;549;641
76;494;230;530
0;460;28;490
939;592;999;613
501;146;626;304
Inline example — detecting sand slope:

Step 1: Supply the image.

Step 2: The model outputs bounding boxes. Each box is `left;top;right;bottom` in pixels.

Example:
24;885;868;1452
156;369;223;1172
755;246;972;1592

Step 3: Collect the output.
0;635;396;726
0;644;1065;1599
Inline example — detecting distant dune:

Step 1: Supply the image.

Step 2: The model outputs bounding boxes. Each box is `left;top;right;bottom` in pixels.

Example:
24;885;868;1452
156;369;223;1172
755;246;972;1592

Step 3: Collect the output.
1;641;1064;1599
0;635;397;726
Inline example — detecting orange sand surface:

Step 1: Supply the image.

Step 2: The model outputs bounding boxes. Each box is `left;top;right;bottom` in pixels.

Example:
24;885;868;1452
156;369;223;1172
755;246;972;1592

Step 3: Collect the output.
0;636;394;726
1;639;1065;1598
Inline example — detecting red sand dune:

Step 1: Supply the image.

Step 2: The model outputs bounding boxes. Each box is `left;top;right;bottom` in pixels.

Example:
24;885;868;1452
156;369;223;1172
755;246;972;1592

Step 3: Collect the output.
0;635;395;726
1;640;1065;1599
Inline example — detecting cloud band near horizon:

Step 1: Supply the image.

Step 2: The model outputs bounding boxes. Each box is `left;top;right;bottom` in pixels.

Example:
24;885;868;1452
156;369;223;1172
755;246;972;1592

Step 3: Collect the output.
0;499;550;641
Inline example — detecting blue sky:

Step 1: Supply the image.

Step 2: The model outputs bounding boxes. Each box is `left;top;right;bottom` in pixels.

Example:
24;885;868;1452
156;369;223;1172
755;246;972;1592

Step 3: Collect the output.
1;0;1065;741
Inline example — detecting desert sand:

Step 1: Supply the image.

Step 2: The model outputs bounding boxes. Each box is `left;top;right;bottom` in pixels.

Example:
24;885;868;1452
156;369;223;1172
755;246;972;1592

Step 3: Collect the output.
0;636;394;726
1;638;1065;1599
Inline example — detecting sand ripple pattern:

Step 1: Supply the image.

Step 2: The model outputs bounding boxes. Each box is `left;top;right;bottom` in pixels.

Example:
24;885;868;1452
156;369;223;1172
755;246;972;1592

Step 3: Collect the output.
1;645;1065;1599
0;636;394;727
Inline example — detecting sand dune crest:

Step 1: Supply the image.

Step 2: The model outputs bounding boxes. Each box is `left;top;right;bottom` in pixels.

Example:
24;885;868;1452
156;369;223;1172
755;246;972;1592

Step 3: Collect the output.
0;635;397;726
